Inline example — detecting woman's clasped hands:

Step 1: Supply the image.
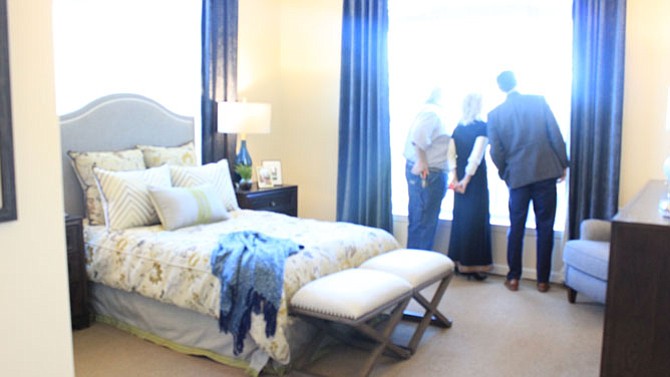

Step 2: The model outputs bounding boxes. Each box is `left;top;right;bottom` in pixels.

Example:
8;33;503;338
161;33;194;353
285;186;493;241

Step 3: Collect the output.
449;175;471;194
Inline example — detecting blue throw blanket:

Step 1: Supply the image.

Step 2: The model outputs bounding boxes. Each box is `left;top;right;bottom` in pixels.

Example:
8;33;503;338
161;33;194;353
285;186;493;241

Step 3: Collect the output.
210;231;302;355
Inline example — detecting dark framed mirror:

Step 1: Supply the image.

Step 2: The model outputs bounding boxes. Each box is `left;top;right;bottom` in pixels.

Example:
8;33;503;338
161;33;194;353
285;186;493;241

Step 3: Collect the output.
0;0;16;222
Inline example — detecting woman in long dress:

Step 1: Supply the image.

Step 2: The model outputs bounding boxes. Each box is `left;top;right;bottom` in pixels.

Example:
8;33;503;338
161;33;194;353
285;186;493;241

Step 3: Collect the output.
447;93;492;280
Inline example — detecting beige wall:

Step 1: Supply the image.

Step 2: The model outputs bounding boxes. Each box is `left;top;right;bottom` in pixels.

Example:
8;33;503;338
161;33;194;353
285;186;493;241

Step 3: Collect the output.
621;0;670;206
0;1;74;377
240;0;342;221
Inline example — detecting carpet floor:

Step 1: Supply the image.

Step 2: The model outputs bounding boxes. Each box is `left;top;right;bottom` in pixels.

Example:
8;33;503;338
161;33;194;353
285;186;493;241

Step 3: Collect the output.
73;274;604;377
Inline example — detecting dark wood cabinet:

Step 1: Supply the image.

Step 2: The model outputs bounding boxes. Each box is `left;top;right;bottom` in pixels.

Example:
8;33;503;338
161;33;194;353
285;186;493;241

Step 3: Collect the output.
601;180;670;376
236;184;298;216
65;215;90;329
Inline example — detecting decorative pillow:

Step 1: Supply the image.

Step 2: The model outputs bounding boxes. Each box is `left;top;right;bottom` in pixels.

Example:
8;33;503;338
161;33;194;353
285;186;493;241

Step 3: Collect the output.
137;141;197;168
170;159;239;211
93;164;172;231
148;184;230;230
68;149;146;225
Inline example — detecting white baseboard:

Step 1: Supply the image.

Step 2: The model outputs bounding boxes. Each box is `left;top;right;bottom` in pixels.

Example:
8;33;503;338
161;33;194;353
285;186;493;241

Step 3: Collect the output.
393;215;566;284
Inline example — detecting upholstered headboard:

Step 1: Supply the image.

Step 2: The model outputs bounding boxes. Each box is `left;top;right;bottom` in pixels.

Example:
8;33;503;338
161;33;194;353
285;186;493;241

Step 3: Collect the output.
60;93;194;217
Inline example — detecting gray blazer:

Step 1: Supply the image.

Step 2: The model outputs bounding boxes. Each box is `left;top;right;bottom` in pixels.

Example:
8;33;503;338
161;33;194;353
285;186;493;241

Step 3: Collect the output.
487;92;568;189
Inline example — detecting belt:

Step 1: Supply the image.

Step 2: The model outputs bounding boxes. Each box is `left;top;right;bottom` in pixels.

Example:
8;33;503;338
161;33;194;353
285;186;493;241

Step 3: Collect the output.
406;161;447;173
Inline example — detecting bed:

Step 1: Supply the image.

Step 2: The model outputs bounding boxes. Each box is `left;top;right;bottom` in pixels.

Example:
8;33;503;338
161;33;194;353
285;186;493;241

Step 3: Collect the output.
60;94;401;375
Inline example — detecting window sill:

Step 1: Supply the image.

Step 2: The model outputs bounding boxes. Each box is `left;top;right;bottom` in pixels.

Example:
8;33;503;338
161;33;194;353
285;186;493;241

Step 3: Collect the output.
392;213;565;232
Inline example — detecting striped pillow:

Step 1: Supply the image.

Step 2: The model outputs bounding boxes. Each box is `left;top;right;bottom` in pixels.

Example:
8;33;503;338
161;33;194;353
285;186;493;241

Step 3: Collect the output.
148;184;230;230
94;164;172;230
170;159;239;211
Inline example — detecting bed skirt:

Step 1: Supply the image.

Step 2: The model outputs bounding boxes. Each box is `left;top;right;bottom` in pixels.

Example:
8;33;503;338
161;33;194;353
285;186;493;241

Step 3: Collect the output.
89;283;315;376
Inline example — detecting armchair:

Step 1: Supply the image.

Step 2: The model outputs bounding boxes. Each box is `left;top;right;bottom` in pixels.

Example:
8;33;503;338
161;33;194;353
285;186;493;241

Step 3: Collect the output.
562;219;611;304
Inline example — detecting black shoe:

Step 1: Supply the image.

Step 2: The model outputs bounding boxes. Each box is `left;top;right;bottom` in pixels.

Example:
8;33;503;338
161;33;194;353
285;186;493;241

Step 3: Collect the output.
461;272;487;281
472;272;488;281
459;272;474;279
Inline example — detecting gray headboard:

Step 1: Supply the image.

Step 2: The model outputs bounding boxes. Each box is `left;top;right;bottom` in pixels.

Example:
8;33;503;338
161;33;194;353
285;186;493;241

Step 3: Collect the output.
60;93;194;217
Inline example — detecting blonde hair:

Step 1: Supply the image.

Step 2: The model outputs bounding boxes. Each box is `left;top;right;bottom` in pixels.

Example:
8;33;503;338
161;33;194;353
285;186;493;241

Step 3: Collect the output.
460;93;483;125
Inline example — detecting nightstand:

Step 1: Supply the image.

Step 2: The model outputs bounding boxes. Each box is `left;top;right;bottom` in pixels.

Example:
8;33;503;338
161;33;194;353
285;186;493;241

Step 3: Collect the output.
65;214;90;329
236;184;298;216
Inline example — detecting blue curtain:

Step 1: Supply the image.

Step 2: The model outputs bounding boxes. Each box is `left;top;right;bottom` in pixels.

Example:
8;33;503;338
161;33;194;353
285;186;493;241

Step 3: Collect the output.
201;0;238;165
336;0;392;232
568;0;626;238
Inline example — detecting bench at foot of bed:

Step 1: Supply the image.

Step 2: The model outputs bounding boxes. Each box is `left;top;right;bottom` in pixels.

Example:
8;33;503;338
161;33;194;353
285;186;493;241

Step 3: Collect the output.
289;268;413;377
360;248;455;354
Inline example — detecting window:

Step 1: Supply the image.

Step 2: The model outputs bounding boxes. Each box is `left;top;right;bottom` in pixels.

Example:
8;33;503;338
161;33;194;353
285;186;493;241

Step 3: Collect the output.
388;0;572;229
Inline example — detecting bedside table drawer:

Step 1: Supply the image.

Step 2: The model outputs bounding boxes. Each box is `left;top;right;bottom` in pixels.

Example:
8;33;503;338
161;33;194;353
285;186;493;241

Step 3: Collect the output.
236;185;298;217
245;190;296;212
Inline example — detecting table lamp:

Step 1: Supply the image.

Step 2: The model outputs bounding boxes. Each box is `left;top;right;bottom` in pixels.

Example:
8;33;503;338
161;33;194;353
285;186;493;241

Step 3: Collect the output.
217;101;271;167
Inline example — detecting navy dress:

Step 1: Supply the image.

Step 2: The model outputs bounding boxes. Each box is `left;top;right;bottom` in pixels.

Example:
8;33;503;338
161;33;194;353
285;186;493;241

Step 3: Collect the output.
448;120;493;273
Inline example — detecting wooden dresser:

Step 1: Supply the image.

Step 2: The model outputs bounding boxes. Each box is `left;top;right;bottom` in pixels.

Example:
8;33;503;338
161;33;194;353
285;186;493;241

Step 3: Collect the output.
601;180;670;376
65;214;90;329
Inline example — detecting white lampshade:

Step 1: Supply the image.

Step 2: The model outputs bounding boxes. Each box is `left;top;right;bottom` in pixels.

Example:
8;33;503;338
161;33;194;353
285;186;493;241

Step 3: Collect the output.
217;102;271;135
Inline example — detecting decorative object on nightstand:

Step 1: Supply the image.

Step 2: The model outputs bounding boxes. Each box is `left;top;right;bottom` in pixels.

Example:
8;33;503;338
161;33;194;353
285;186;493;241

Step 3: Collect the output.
236;184;298;217
217;101;271;182
256;166;273;189
65;214;90;329
262;160;283;186
234;164;253;191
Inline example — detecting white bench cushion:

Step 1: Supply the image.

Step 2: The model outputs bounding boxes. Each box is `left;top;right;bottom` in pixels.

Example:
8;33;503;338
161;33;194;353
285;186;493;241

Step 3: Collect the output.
290;269;411;321
360;249;454;288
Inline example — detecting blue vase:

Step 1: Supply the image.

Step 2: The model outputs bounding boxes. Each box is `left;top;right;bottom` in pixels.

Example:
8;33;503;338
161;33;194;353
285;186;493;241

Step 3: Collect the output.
233;140;252;184
235;140;252;166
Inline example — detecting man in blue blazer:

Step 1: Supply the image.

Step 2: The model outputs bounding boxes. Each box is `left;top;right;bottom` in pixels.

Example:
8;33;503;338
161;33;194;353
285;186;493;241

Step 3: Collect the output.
487;71;569;293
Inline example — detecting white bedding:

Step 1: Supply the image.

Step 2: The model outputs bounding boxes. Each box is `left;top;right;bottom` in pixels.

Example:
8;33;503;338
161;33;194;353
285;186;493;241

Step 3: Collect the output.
84;209;401;365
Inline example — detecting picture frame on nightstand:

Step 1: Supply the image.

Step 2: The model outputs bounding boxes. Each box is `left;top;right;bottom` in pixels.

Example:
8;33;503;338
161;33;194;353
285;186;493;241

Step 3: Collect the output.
257;166;273;188
262;160;283;186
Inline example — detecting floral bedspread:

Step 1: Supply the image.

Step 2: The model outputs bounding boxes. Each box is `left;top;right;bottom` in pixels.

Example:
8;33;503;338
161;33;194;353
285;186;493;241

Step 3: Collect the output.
84;209;401;364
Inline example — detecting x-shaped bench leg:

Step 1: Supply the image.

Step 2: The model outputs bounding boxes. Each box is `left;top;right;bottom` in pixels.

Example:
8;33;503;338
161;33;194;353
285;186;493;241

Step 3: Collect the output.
405;273;453;354
292;296;411;377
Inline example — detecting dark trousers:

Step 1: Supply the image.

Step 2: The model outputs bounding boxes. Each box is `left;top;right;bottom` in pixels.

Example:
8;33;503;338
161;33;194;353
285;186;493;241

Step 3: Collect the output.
506;178;557;283
406;162;447;251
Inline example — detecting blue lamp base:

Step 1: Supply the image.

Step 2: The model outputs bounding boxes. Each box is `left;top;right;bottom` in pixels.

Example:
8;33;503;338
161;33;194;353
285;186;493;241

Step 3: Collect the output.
235;140;252;166
233;140;252;184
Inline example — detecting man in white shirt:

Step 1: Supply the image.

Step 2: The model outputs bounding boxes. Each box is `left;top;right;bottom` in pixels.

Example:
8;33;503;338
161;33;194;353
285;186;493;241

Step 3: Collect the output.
404;87;451;251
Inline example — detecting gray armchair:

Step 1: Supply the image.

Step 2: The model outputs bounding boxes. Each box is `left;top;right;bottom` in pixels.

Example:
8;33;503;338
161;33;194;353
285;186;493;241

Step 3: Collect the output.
562;219;611;304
